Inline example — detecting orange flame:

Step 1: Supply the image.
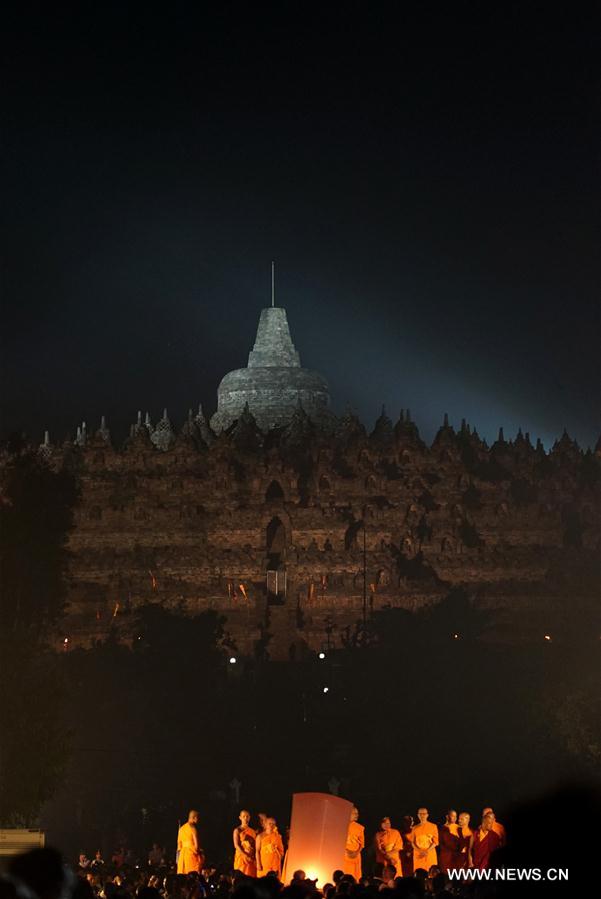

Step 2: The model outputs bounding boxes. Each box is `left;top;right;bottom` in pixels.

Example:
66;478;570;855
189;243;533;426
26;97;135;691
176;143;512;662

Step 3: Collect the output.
239;583;248;600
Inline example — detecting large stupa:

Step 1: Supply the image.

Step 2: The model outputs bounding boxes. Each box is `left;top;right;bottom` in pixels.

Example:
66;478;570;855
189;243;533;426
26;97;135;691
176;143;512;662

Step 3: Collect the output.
210;304;332;433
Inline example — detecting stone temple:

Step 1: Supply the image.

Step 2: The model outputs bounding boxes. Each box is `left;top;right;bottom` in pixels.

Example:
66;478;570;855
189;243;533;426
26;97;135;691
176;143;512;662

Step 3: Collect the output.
6;299;599;660
210;306;333;433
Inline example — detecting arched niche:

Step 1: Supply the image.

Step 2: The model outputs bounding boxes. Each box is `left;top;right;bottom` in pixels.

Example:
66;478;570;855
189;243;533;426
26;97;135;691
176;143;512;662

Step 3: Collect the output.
265;479;285;502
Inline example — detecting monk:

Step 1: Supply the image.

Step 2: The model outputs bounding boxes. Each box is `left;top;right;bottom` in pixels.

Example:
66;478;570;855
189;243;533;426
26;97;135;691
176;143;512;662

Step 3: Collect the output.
470;813;502;870
438;810;461;873
233;809;257;877
256;817;284;878
374;817;403;878
410;807;438;873
457;812;473;868
177;810;204;874
482;807;506;846
343;806;365;881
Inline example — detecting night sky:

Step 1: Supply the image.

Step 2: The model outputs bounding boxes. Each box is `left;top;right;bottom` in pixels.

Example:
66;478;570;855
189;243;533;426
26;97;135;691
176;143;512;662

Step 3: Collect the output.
2;2;599;449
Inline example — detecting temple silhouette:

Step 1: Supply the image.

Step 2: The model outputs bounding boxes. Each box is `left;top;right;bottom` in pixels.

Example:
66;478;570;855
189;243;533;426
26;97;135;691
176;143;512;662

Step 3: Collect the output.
28;301;601;658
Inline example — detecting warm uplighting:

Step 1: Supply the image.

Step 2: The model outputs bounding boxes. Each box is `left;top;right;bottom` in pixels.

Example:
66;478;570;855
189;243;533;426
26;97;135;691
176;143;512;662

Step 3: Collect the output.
229;656;237;664
318;651;326;660
63;637;69;644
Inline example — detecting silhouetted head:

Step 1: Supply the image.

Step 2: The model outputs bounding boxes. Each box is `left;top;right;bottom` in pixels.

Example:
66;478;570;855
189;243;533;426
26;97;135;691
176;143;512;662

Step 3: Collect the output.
9;849;68;899
137;888;161;899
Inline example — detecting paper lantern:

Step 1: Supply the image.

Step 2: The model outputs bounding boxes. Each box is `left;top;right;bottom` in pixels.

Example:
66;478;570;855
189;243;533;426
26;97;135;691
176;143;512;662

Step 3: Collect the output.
283;792;352;886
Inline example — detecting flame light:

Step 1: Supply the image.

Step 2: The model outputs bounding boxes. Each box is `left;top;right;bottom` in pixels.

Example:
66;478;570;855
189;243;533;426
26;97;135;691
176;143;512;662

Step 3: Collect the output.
283;792;352;887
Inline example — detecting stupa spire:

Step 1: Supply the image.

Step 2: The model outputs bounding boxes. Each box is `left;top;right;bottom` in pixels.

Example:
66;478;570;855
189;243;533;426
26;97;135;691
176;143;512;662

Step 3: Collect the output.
211;276;331;433
247;307;301;368
271;260;275;308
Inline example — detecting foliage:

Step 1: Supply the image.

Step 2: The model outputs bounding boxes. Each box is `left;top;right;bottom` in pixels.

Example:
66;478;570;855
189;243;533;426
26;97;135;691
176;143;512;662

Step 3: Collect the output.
0;450;78;823
0;451;78;637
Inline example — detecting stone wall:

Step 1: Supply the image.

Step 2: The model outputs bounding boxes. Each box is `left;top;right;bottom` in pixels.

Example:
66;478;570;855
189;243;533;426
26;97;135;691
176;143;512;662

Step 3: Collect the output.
15;408;600;659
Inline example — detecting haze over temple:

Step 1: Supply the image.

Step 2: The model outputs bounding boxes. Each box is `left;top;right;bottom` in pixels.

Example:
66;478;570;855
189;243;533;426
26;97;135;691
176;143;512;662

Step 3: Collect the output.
211;304;332;433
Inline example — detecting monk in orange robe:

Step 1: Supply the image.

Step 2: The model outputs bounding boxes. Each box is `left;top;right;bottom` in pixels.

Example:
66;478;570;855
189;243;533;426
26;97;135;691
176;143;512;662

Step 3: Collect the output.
410;807;438;873
233;809;257;877
374;817;403;878
482;808;506;846
256;817;284;878
177;810;204;874
457;812;473;869
343;806;365;881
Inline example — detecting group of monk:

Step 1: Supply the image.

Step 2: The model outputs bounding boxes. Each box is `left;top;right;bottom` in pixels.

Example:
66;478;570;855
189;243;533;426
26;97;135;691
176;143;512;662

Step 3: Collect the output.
369;807;506;878
176;804;506;881
177;809;284;879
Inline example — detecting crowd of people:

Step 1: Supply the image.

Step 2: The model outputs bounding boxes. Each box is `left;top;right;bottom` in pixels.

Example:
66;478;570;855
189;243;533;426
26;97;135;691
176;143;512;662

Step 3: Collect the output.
46;804;507;899
2;784;587;899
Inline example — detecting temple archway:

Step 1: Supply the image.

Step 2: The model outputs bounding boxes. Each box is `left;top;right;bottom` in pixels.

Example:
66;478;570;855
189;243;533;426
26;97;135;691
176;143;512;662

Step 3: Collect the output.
266;516;287;603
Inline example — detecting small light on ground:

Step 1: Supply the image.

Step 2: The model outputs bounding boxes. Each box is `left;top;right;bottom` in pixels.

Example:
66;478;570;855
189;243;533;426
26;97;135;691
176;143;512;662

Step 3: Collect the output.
229;656;237;664
322;686;329;693
318;652;326;659
544;634;552;641
453;633;460;639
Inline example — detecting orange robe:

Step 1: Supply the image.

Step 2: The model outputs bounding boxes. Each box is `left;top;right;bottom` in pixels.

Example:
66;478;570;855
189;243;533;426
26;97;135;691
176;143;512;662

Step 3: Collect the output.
177;822;203;874
343;821;365;880
375;828;403;877
234;826;257;876
411;822;438;872
257;831;284;877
